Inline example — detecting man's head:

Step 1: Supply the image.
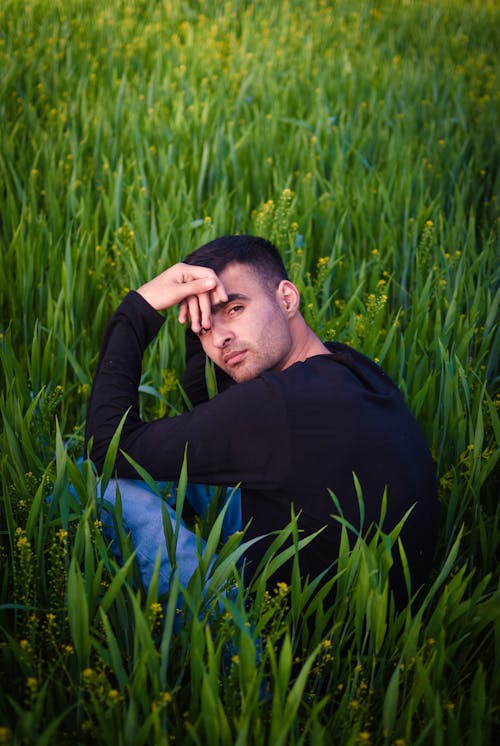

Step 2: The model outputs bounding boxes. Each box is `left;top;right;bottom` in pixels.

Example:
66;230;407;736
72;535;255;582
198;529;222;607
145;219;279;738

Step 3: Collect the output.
183;235;302;382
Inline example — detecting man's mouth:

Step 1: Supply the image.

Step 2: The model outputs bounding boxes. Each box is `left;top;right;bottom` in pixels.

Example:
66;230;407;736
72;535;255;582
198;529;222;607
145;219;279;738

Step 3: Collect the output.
223;350;247;367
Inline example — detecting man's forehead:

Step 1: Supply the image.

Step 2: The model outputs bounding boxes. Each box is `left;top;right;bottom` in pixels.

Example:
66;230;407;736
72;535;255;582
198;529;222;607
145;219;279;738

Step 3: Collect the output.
218;261;260;284
209;264;263;314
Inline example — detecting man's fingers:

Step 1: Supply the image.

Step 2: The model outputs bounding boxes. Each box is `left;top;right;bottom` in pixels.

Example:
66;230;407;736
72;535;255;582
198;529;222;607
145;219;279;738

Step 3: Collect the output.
187;295;203;333
137;262;227;312
197;291;212;331
178;300;188;325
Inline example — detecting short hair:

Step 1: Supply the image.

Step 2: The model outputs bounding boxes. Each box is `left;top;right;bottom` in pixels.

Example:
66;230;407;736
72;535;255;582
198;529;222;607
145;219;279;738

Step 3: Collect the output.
184;235;288;295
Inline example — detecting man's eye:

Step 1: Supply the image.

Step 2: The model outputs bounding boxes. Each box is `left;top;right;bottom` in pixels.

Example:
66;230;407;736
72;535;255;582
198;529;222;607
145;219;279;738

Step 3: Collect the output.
228;304;243;315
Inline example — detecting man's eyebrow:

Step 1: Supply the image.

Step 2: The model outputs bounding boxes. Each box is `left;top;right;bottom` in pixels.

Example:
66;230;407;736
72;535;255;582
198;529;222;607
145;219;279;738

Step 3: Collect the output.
210;293;249;314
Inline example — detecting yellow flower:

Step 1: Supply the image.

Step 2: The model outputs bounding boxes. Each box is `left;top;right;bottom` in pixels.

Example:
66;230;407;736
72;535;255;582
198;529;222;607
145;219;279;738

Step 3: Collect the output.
0;727;12;744
27;677;38;693
276;581;289;596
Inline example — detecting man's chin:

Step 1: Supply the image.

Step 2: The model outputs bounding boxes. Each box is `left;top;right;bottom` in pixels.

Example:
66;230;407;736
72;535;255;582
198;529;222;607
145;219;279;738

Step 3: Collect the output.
225;364;259;383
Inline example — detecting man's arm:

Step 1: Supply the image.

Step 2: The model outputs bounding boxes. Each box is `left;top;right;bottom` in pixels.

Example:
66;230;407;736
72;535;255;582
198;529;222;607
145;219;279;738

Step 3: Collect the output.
85;265;288;486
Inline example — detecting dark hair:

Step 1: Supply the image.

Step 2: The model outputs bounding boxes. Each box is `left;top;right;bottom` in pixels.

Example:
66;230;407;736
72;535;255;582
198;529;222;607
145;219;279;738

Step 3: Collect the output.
184;235;288;295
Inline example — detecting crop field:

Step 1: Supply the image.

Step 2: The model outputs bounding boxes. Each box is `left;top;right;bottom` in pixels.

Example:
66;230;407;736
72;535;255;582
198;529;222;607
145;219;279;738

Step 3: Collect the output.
0;0;499;743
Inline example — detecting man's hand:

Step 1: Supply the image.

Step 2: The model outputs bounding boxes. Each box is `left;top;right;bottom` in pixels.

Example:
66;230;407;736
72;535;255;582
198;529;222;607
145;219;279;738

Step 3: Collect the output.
137;263;227;333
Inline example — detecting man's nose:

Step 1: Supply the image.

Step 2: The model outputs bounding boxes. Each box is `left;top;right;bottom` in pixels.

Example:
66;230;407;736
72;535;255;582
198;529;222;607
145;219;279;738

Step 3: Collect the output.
210;317;233;348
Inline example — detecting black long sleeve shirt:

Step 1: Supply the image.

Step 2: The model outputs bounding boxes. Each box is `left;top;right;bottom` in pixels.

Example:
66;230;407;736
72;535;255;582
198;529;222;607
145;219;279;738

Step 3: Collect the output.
86;291;440;597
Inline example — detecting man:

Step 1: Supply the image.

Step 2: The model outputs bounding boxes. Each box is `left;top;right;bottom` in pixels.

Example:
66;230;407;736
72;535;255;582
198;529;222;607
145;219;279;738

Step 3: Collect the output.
86;235;440;603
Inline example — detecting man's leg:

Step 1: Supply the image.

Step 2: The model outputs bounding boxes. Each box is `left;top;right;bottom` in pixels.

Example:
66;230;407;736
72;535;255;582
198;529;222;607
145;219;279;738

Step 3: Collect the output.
99;479;242;596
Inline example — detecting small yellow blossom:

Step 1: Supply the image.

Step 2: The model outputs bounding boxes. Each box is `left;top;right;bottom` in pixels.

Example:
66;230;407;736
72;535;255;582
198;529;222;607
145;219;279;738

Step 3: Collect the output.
0;727;12;744
27;677;38;693
276;581;289;596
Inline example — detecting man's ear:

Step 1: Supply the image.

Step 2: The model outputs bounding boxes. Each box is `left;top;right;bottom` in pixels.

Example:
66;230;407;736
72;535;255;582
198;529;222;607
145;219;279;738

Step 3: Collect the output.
276;280;300;318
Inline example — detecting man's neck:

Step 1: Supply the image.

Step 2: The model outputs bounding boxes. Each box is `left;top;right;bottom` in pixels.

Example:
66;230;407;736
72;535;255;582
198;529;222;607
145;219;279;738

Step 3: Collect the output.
281;315;330;369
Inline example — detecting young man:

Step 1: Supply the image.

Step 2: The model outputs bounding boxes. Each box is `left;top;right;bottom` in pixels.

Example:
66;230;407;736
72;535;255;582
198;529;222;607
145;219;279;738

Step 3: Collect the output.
86;235;440;603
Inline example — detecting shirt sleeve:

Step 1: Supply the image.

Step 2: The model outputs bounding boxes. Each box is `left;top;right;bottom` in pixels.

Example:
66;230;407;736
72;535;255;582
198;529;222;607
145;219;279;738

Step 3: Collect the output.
85;291;289;488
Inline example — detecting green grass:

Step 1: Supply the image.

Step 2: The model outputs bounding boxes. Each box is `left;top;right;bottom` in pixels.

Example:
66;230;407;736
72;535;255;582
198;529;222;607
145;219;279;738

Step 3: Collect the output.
0;0;499;743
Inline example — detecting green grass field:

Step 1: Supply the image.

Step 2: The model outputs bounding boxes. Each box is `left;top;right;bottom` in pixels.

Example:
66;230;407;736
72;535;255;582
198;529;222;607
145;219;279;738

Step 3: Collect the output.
1;0;499;743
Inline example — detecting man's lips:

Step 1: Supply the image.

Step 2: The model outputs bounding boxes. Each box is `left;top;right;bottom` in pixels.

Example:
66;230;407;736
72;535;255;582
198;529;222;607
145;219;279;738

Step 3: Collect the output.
223;350;247;366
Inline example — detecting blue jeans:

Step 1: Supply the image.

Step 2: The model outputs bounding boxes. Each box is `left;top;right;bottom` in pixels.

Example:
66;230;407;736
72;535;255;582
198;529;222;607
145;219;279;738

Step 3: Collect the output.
99;479;242;597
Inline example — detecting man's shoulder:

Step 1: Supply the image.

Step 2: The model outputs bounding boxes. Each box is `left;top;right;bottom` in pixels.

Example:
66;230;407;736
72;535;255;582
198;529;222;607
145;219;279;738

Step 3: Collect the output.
257;341;400;400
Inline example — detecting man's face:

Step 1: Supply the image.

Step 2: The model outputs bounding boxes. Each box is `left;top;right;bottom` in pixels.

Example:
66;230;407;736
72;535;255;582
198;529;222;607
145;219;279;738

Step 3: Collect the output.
198;262;293;382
